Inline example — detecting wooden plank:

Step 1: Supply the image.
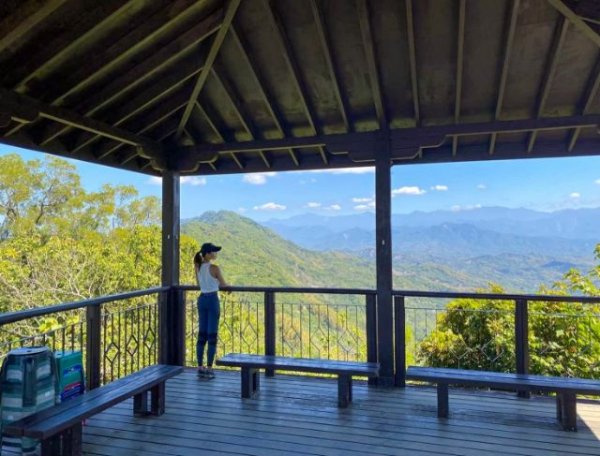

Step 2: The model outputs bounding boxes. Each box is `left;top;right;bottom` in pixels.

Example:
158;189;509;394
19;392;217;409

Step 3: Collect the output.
217;354;379;376
176;0;241;138
80;371;600;456
547;0;600;48
453;0;466;156
527;17;570;152
569;56;600;151
489;0;521;154
405;0;420;124
357;0;387;129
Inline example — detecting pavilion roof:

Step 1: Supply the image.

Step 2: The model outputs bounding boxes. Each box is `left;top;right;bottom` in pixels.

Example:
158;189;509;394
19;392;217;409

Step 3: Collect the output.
1;0;600;175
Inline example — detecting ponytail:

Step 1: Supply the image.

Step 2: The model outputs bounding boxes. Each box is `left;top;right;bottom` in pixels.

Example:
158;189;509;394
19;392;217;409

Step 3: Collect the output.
193;251;204;268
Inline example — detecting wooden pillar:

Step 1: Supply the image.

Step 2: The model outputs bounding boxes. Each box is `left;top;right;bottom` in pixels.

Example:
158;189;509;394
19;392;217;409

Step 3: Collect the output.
159;171;184;365
375;142;394;386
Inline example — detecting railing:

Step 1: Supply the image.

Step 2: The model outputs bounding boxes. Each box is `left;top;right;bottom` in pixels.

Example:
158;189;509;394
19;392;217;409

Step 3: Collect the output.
180;286;378;378
1;285;599;392
393;290;600;388
0;287;167;389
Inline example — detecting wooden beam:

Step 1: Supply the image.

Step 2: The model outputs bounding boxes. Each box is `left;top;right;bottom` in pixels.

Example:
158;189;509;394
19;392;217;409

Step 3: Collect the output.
23;9;222;146
357;0;387;129
547;0;600;48
210;67;271;168
405;0;420;124
11;0;145;93
230;25;300;166
0;0;68;54
176;0;241;138
0;88;159;156
310;0;350;132
180;114;600;156
68;59;206;154
527;17;569;152
489;0;521;154
43;0;215;111
569;56;600;151
453;0;466;157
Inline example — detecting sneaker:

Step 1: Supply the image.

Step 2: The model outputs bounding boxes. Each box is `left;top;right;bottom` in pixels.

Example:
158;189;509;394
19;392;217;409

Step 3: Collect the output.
197;367;207;377
205;368;215;379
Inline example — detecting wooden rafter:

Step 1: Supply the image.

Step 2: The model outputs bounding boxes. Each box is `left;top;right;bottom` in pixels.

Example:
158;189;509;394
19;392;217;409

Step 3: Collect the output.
0;0;68;54
68;59;206;155
357;0;387;129
0;88;159;155
230;25;300;166
210;67;271;168
569;56;600;151
11;0;144;93
310;0;350;132
452;0;466;157
194;102;239;170
489;0;521;154
176;0;241;138
15;9;222;146
547;0;600;48
263;0;328;165
527;16;569;152
405;0;420;124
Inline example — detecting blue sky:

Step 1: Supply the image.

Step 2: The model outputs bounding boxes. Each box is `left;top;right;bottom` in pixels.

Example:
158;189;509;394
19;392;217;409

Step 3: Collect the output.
2;144;600;221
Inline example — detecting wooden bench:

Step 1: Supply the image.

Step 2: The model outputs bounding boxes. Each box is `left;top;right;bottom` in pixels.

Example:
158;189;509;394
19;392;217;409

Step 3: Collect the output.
406;366;600;431
4;364;183;455
216;353;379;408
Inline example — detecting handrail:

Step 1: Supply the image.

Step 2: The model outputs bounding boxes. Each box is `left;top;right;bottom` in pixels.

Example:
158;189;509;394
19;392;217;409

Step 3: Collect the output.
392;289;600;304
178;285;378;295
0;286;169;325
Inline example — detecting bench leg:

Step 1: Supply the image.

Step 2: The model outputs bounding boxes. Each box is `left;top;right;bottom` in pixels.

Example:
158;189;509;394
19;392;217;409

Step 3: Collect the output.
46;422;82;456
241;367;260;399
338;374;351;408
557;392;577;431
151;381;166;416
437;383;449;418
134;390;149;416
41;435;61;456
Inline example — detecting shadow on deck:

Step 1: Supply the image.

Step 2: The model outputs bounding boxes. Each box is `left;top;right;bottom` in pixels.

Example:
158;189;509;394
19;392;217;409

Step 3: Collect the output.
83;369;600;456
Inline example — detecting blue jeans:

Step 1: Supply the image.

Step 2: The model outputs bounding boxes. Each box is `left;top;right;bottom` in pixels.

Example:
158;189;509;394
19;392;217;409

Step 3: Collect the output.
196;292;220;367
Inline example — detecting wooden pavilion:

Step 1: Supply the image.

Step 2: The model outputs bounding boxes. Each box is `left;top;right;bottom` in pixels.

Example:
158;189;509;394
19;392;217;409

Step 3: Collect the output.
1;3;600;450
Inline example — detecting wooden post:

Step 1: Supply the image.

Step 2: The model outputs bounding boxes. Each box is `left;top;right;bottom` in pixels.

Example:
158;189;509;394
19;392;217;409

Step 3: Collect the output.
264;291;276;377
375;140;394;386
86;303;101;390
159;170;183;366
515;298;530;398
366;293;378;386
394;295;406;387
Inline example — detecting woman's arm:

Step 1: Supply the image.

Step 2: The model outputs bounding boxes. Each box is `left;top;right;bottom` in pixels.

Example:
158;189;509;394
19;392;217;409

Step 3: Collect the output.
194;263;200;288
210;264;230;288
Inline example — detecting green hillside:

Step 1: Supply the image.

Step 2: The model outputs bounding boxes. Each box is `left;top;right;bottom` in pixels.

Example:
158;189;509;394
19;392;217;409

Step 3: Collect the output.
182;211;375;289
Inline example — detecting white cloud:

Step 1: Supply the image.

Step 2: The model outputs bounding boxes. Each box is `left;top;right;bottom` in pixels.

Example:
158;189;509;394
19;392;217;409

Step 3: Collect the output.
595;179;600;185
305;202;321;208
180;176;207;186
354;204;372;211
243;172;277;185
253;202;286;211
451;204;482;212
431;185;448;191
570;192;581;199
237;207;247;213
477;184;487;190
326;204;341;211
300;178;317;184
307;167;374;175
148;176;207;186
392;186;426;196
352;197;373;203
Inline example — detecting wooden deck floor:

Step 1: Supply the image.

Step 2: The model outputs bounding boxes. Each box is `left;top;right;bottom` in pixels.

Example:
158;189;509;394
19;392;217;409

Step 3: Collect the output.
83;369;600;456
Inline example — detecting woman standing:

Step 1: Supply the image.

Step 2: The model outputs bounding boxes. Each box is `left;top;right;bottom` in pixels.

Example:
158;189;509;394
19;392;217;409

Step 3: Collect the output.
194;242;229;378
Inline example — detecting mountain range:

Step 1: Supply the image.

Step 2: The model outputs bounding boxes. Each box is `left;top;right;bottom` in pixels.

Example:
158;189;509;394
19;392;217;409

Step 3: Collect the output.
182;208;599;294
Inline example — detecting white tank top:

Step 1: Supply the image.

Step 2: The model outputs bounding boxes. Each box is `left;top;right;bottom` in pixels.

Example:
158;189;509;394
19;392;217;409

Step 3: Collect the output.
198;262;220;293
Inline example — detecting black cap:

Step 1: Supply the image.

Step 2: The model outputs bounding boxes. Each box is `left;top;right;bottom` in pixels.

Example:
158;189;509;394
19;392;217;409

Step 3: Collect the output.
200;243;222;255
